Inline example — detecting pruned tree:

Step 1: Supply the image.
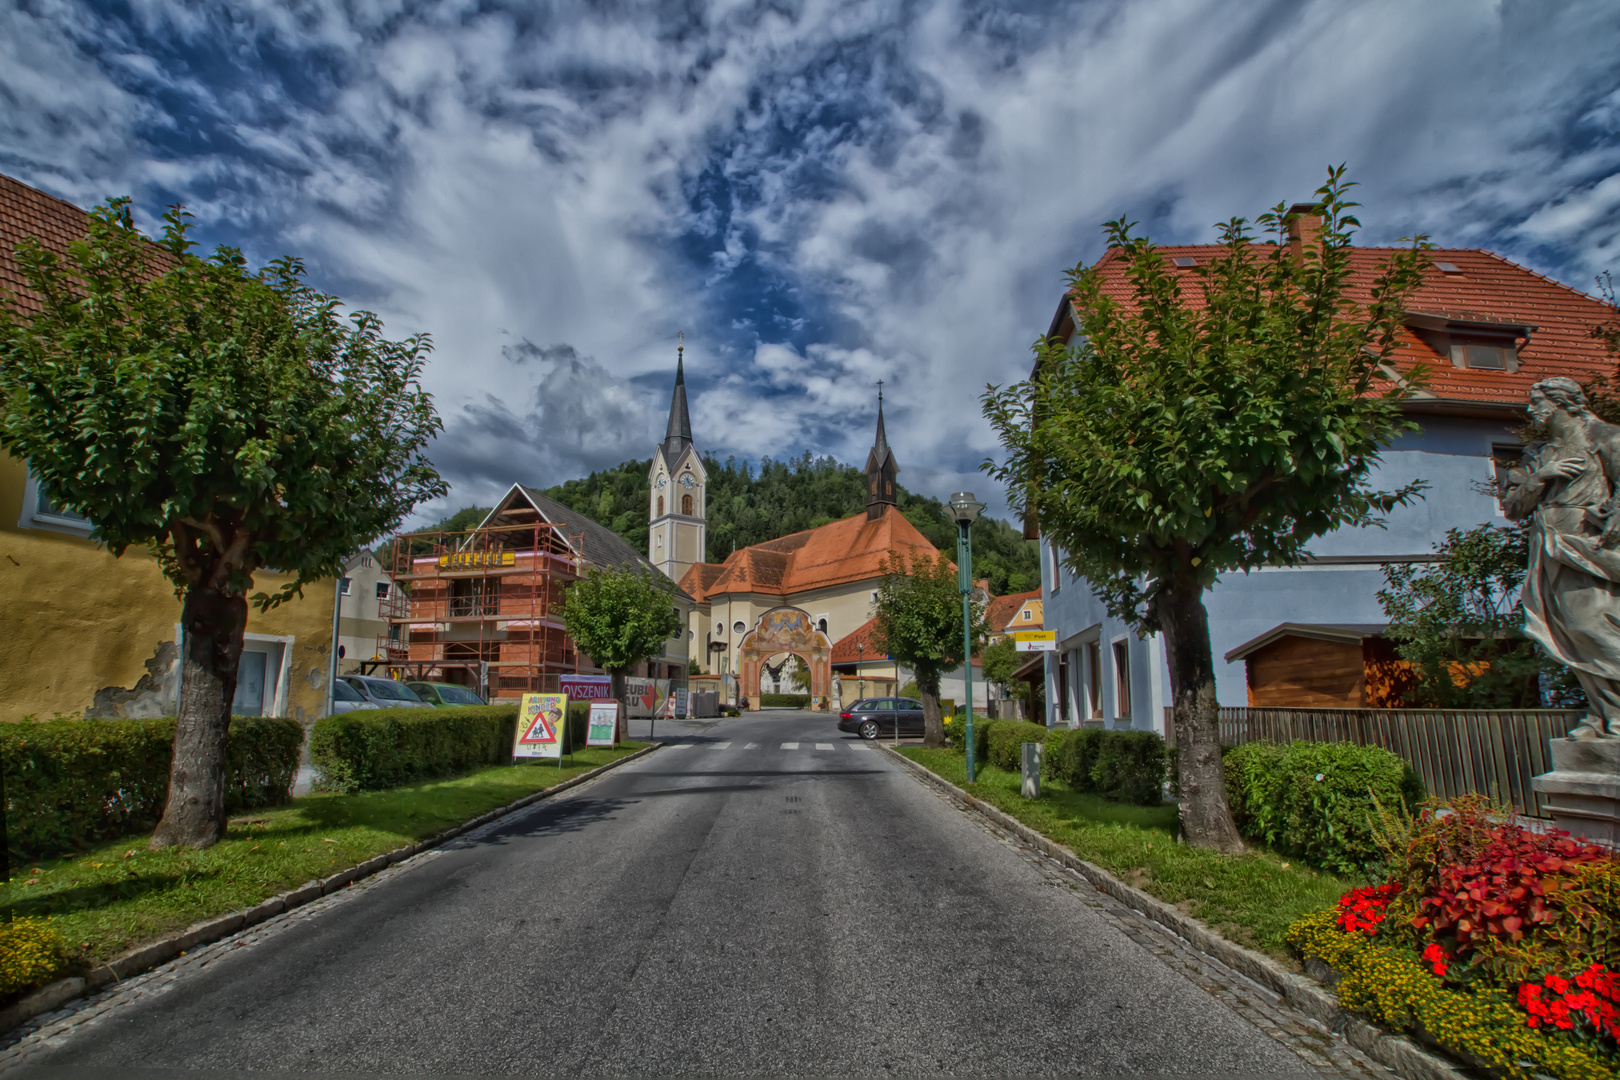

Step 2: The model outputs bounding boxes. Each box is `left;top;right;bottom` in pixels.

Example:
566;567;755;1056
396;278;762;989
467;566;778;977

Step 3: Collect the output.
871;550;987;746
983;168;1431;851
561;565;682;706
981;636;1020;701
0;199;446;849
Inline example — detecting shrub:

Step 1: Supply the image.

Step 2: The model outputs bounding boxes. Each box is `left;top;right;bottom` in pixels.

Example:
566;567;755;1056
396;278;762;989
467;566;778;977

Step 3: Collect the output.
759;693;811;708
309;705;529;791
0;918;67;999
2;716;302;859
986;720;1049;771
1045;727;1103;791
1090;730;1167;805
943;712;995;760
1222;740;1424;874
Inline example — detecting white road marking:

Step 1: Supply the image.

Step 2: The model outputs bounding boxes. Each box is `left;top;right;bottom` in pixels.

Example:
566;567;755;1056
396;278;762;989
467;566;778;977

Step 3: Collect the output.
781;742;799;749
710;742;732;750
745;742;761;749
663;744;690;750
815;743;834;750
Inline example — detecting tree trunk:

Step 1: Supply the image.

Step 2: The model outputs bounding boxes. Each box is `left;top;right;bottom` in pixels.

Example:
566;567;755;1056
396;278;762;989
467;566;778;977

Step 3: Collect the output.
1157;582;1244;853
151;584;248;850
918;667;945;747
609;668;628;742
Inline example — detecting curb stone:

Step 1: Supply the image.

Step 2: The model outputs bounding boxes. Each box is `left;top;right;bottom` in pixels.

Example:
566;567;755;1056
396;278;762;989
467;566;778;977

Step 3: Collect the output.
0;741;662;1037
881;745;1467;1080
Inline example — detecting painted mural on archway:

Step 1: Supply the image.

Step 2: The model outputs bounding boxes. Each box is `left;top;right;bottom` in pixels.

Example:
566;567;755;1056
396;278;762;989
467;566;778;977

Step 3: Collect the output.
737;606;833;710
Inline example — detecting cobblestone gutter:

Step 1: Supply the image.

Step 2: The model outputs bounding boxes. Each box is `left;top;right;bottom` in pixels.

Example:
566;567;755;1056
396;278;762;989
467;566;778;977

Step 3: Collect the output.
881;744;1468;1080
0;742;663;1041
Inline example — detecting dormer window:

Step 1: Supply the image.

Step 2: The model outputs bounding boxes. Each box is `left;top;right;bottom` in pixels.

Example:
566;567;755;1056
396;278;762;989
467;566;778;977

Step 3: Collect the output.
1450;339;1515;370
1172;257;1197;268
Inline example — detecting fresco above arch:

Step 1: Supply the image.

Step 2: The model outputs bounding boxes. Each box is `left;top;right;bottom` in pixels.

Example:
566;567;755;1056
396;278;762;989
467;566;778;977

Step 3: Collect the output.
737;606;833;710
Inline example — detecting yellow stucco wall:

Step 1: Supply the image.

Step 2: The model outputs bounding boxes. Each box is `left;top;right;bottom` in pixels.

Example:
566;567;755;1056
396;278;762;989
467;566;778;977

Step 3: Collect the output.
1;452;336;723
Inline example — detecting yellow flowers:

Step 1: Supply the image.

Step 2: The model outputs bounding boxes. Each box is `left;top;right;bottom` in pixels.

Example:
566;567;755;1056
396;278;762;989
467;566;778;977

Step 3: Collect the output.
0;917;67;997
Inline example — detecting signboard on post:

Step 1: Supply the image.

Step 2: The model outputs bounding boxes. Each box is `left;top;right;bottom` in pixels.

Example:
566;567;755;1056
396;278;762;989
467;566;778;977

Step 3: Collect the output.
1014;630;1057;652
514;692;568;759
586;701;619;747
559;674;614;701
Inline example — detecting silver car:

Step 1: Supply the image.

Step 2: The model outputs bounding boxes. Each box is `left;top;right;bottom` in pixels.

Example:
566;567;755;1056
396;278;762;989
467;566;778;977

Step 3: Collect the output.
341;675;434;709
330;678;381;714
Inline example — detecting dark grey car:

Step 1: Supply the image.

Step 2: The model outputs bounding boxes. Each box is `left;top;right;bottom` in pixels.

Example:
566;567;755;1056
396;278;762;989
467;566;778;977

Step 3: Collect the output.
837;696;925;740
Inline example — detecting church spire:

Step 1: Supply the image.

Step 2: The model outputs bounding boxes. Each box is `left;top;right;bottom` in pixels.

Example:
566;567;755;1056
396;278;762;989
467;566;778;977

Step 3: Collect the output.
662;334;693;462
865;380;898;520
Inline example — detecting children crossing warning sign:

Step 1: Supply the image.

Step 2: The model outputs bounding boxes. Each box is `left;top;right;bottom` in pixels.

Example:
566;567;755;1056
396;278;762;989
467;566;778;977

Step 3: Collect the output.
514;692;568;759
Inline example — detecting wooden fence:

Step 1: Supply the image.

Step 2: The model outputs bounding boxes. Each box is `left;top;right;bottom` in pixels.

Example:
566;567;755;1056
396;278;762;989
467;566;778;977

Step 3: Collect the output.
1209;708;1586;818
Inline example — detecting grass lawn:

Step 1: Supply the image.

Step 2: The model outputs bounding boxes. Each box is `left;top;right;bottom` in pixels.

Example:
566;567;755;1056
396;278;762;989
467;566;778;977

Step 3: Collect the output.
8;744;646;971
900;746;1354;962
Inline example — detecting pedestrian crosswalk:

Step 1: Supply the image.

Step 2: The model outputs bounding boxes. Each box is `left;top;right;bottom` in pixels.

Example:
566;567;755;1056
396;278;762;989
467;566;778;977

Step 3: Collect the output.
658;741;858;751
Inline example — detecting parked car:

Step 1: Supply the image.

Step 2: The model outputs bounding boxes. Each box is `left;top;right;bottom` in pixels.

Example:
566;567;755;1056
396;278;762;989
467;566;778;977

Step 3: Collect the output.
837;697;926;740
330;678;381;714
407;681;487;708
340;675;433;709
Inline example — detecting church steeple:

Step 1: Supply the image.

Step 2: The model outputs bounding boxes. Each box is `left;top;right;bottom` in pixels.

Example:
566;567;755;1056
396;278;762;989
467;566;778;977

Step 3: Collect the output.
662;336;693;463
865;381;898;521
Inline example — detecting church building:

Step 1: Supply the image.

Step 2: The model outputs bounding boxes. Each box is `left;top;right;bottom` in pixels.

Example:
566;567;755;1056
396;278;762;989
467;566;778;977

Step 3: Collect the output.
648;366;939;706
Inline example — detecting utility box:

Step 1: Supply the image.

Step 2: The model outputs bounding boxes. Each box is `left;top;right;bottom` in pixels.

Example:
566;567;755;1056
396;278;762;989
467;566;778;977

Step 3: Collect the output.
1022;741;1042;799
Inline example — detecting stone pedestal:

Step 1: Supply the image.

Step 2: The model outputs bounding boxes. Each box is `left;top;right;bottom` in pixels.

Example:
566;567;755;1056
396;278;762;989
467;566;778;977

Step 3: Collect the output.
1532;739;1620;847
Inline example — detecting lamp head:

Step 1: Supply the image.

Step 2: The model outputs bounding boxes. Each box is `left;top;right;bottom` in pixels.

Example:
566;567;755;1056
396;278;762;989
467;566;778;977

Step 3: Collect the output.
947;492;986;525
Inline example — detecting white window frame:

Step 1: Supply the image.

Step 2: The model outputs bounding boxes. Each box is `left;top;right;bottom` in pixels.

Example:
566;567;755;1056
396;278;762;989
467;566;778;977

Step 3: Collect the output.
1047;541;1062;593
1110;633;1133;722
19;471;94;537
172;625;294;717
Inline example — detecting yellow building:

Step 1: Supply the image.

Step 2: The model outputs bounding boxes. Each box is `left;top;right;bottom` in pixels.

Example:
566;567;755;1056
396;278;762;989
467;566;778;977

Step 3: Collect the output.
0;172;338;725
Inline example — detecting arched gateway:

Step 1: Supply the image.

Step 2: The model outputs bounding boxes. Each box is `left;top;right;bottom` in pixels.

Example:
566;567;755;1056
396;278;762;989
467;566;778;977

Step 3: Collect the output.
738;607;833;710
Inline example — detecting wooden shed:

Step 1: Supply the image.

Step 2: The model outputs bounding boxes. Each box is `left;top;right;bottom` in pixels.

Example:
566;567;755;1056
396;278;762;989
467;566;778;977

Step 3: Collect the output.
1225;624;1412;708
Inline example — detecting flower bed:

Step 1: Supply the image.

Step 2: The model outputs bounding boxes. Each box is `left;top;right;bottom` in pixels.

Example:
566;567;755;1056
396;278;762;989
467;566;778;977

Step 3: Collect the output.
1287;796;1618;1079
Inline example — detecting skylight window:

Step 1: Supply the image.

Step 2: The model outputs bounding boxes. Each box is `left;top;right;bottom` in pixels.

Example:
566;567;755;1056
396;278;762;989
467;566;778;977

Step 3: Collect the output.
1434;262;1463;274
1172;257;1197;267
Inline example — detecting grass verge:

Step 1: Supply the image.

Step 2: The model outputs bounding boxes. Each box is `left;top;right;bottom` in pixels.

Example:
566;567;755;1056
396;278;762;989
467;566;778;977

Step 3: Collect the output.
899;746;1354;961
7;744;646;973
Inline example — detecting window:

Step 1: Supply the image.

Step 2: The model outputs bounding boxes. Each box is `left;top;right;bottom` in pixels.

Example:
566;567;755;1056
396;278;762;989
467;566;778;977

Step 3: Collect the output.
716;621;724;635
20;472;93;536
671;608;682;638
1434;262;1462;274
1172;256;1197;268
1048;543;1061;593
817;618;828;634
657;496;664;516
681;494;693;515
1113;640;1132;718
1450;340;1515;370
733;620;746;635
1085;641;1102;718
1492;443;1524;513
375;581;390;599
338;578;352;596
1021;609;1032;621
233;651;268;716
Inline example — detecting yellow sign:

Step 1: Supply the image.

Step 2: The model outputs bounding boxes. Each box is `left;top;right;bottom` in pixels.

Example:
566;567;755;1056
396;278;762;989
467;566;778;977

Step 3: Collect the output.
514;693;568;759
1013;630;1057;652
438;551;516;569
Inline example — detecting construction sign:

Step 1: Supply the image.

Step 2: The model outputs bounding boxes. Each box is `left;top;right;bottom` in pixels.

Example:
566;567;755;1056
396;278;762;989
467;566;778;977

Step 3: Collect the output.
1014;630;1057;652
514;692;568;759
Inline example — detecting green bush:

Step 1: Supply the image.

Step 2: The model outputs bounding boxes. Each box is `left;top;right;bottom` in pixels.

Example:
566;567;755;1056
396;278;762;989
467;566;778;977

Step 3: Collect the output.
1089;730;1167;805
945;712;996;759
1222;740;1426;874
310;705;540;792
759;693;811;708
1044;728;1103;790
986;720;1049;771
1;716;303;859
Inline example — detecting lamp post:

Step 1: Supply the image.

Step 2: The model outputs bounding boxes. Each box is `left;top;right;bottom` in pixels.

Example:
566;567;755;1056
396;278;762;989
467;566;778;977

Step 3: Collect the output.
856;641;865;700
947;492;986;782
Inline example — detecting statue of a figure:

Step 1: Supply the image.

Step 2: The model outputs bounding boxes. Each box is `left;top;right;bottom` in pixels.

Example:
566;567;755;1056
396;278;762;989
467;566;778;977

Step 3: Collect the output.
1503;377;1620;739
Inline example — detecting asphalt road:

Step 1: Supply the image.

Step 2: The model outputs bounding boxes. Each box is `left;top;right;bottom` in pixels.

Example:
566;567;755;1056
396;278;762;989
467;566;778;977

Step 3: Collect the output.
7;712;1345;1078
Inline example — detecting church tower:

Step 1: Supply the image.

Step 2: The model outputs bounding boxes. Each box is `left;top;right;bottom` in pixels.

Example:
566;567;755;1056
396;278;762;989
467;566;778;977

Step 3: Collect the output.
649;340;707;580
865;384;898;521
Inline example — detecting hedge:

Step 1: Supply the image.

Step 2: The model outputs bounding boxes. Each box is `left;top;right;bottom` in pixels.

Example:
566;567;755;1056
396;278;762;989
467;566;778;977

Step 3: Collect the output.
309;704;594;792
1224;740;1425;874
759;693;811;708
1045;728;1167;805
986;720;1049;771
2;716;303;859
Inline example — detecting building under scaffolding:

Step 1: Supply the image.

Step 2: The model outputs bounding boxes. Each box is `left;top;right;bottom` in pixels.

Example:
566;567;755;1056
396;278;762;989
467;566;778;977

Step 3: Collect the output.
361;484;693;702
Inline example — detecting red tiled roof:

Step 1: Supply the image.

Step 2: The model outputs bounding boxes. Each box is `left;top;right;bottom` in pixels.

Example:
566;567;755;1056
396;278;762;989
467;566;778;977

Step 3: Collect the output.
1066;244;1615;409
678;505;940;602
986;590;1041;632
831;616;885;665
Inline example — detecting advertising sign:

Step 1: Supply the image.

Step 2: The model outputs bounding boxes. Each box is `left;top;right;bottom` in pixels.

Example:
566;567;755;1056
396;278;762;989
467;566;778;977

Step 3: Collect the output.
586;701;619;747
559;674;614;701
514;693;568;759
1014;630;1058;652
624;677;671;717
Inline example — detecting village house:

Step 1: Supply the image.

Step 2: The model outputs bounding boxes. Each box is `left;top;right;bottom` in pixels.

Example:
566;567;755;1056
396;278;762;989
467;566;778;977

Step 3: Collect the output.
1036;205;1618;728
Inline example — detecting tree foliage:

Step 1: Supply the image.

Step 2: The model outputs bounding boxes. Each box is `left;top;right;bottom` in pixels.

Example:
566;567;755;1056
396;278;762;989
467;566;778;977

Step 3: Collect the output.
560;566;681;693
981;636;1020;694
870;550;987;746
982;167;1432;851
1378;522;1582;708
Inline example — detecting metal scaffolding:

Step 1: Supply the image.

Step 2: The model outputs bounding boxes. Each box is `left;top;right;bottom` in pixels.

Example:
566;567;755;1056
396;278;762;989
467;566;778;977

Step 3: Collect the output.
361;518;587;701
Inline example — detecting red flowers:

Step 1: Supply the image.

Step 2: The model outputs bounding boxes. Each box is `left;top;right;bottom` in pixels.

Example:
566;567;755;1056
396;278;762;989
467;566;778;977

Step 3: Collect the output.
1421;943;1450;978
1518;964;1620;1044
1335;882;1403;936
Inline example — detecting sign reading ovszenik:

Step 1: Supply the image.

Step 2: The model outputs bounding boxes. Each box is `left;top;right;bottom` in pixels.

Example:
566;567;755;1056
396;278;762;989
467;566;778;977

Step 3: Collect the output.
586;701;619;747
1014;630;1057;652
515;692;568;759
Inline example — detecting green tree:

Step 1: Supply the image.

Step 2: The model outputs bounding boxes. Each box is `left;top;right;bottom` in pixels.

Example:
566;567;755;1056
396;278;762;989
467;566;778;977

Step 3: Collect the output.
1378;522;1578;708
0;199;445;849
560;566;682;705
983;168;1431;851
871;550;987;746
981;636;1020;697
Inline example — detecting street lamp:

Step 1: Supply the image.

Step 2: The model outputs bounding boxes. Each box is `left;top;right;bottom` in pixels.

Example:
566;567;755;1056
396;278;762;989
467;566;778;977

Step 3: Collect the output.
947;491;986;782
856;641;865;700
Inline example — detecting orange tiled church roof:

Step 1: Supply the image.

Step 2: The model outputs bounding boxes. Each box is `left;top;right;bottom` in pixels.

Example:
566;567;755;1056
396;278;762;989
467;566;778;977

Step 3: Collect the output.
678;505;939;601
1064;242;1616;409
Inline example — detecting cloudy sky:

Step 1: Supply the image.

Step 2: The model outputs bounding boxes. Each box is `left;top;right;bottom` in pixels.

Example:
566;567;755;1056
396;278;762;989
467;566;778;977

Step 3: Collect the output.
3;0;1618;524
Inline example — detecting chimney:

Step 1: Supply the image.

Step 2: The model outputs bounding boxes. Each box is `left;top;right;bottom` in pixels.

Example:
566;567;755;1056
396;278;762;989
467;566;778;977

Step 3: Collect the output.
1284;202;1324;262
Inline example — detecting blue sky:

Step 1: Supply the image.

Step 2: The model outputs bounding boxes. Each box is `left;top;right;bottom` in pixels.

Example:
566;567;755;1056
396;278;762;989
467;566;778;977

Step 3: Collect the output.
3;0;1619;524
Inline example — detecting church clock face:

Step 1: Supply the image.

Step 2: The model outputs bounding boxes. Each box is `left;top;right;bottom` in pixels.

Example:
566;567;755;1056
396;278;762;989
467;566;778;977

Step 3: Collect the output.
679;473;696;489
655;475;667;490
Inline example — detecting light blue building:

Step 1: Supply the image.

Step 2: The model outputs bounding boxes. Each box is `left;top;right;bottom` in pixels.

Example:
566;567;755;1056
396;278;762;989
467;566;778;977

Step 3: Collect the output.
1035;227;1613;731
